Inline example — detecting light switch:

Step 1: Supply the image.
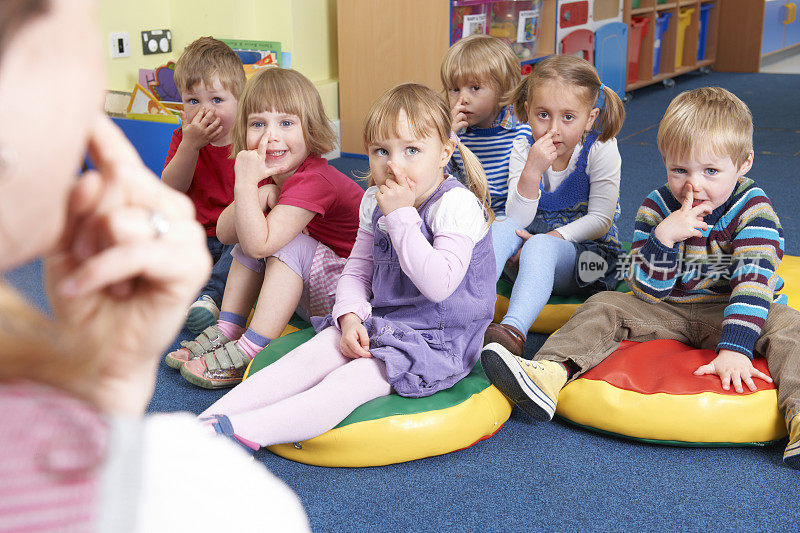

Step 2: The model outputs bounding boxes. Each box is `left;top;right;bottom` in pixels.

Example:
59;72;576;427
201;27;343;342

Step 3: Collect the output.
109;32;130;58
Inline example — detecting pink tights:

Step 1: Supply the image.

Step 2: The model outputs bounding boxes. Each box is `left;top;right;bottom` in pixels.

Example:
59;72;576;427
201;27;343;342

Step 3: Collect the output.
199;327;392;447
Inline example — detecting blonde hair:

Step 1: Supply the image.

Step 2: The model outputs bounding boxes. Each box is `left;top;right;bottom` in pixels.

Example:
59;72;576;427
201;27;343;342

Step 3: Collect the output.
0;283;101;403
363;83;493;223
440;34;521;98
504;55;625;142
174;36;246;99
230;68;336;156
657;87;753;168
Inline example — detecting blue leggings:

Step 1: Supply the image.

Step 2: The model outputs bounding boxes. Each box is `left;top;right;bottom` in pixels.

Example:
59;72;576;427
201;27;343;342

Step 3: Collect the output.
492;217;580;334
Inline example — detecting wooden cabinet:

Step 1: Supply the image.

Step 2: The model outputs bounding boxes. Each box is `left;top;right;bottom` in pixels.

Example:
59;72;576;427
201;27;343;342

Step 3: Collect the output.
623;0;719;91
714;1;800;73
337;0;558;155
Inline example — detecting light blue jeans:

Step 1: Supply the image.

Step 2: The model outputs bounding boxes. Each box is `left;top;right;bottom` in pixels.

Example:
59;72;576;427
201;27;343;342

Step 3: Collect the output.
492;216;580;334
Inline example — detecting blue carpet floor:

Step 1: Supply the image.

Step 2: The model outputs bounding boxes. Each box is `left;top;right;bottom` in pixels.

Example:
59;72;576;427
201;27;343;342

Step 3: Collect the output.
7;70;800;531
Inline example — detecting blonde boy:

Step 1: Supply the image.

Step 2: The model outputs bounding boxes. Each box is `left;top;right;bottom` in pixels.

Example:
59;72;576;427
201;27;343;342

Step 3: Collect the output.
162;36;246;333
440;34;530;213
481;87;800;469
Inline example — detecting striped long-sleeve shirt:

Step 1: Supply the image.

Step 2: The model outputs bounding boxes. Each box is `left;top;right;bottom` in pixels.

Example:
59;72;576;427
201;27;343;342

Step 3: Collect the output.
627;177;785;358
451;107;531;214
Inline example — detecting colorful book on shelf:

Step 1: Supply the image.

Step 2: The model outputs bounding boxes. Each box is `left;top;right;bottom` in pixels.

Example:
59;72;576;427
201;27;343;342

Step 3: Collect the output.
221;39;282;78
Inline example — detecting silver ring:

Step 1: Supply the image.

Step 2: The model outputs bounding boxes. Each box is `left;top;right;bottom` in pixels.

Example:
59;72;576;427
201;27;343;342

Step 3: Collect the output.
149;210;170;239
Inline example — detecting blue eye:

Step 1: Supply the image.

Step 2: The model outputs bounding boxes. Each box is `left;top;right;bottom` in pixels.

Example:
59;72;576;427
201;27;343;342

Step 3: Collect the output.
373;147;388;157
280;120;293;127
250;121;265;128
671;168;687;174
212;97;223;104
188;98;199;105
706;168;719;176
405;147;420;156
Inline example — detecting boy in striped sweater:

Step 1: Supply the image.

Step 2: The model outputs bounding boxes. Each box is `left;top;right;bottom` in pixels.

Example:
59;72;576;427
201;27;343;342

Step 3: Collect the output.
441;35;531;214
480;87;800;469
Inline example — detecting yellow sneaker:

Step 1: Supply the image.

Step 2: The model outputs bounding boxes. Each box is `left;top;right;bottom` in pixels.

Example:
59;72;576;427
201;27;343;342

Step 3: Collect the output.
784;415;800;469
480;342;567;421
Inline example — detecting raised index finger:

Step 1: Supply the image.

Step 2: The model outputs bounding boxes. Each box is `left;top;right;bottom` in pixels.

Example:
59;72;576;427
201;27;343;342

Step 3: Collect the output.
87;114;147;174
257;132;269;160
681;184;694;211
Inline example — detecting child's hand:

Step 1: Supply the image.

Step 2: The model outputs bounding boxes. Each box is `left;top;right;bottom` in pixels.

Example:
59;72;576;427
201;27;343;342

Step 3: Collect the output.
339;313;371;359
181;107;222;151
451;98;469;133
693;349;773;393
525;129;558;179
375;161;417;215
653;185;712;248
235;133;288;188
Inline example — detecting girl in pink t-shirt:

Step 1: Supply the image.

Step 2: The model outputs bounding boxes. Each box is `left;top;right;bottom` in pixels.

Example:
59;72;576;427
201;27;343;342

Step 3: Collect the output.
167;68;364;389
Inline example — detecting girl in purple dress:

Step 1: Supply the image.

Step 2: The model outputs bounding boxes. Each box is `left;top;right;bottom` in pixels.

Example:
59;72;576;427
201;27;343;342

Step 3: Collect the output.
199;83;497;450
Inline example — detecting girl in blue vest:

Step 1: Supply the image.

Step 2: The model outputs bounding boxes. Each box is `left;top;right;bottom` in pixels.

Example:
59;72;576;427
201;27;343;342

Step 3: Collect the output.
197;83;496;450
485;55;626;357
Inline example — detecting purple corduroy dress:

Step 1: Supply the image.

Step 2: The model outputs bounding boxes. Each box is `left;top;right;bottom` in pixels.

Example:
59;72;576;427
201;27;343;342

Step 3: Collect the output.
314;176;495;397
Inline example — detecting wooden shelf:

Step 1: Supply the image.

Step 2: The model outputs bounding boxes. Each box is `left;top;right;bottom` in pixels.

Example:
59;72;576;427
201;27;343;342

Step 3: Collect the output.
623;0;718;93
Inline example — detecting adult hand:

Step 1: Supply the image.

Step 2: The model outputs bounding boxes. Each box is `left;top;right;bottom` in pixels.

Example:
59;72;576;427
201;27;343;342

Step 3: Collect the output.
46;115;211;415
693;349;773;393
451;98;469;133
375;161;417;215
181;107;222;151
653;184;712;248
339;313;371;359
234;133;287;188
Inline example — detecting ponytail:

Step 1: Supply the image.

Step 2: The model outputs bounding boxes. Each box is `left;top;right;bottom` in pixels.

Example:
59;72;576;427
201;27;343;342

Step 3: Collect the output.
455;140;495;225
502;75;532;124
595;85;625;142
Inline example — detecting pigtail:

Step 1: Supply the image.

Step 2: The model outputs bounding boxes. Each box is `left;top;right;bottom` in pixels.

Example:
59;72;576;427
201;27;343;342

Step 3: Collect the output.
502;76;532;124
456;141;495;225
596;85;625;142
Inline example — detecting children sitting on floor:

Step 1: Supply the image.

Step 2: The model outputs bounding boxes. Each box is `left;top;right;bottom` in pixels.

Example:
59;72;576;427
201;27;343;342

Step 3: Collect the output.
162;37;245;334
196;83;496;451
440;34;531;214
481;86;800;470
166;67;364;389
484;55;626;356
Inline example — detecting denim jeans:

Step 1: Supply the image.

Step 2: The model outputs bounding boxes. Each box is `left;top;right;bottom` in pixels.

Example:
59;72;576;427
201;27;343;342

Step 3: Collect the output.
201;236;234;306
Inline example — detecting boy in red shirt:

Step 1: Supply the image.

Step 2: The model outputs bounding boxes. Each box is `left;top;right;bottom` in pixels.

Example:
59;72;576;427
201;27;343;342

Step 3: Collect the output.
162;37;246;333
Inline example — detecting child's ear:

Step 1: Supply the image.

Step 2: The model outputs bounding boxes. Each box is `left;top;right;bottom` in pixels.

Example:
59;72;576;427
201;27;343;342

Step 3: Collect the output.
440;139;456;168
584;107;600;132
738;150;755;176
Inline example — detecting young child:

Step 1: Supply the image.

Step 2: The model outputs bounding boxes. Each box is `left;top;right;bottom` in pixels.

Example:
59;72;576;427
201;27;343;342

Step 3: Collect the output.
166;67;364;389
196;83;496;450
441;34;531;213
484;55;626;356
162;37;245;334
481;87;800;469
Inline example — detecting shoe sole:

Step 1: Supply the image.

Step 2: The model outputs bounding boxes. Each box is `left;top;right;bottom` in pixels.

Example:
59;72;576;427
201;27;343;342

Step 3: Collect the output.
186;308;218;335
481;343;556;421
180;364;242;390
784;440;800;470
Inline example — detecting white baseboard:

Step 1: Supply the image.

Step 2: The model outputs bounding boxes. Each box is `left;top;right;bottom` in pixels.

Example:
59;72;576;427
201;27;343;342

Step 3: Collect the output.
323;118;341;160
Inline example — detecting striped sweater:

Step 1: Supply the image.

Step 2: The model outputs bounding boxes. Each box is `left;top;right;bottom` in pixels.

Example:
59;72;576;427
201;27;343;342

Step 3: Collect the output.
627;177;785;358
451;106;531;214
